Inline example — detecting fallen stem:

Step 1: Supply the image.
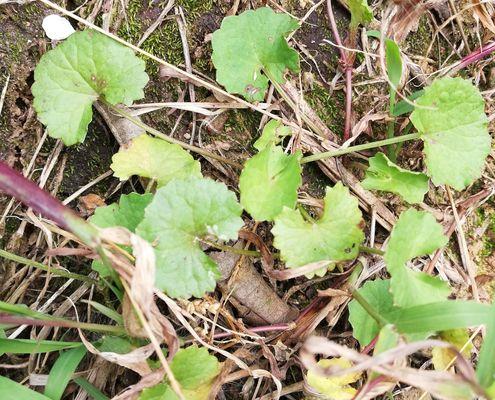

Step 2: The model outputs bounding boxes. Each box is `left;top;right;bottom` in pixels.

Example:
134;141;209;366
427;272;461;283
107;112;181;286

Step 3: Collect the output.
300;132;421;164
200;239;261;257
359;245;385;256
105;102;243;169
0;248;98;284
0;313;125;335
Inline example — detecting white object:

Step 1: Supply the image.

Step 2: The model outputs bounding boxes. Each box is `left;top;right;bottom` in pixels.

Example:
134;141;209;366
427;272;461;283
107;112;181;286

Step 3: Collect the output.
42;14;75;40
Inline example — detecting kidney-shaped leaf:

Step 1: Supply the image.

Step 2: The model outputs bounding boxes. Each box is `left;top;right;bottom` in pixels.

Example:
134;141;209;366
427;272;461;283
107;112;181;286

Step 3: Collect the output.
32;30;148;145
136;178;243;298
111;135;201;187
385;209;450;307
410;77;490;190
211;7;299;102
254;120;293;151
272;183;364;272
362;152;428;204
240;145;301;221
349;0;373;28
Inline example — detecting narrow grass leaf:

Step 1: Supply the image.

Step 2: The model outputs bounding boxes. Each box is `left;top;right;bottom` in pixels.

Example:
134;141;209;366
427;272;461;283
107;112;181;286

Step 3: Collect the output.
476;302;495;388
0;338;81;354
45;346;87;400
0;376;51;400
73;377;109;400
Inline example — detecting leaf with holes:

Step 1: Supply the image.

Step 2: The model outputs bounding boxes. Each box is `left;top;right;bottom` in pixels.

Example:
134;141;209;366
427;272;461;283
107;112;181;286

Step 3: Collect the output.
211;7;299;101
239;145;301;221
136;178;243;298
32;30;148;145
111;135;201;187
410;77;490;190
272;183;364;275
362;152;428;203
385;209;450;307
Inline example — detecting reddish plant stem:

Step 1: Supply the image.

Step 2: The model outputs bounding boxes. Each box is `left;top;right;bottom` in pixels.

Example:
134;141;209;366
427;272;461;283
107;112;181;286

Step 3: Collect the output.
0;161;99;246
451;41;495;74
212;323;292;339
361;334;379;355
326;0;353;141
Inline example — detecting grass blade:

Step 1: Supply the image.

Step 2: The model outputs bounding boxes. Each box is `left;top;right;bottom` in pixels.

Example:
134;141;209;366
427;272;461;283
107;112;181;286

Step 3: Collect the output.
0;376;51;400
45;346;87;400
0;338;81;354
390;301;491;333
476;303;495;388
73;377;110;400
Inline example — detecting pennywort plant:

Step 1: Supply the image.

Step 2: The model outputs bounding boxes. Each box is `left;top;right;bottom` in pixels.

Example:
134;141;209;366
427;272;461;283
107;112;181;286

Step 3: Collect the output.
0;5;492;397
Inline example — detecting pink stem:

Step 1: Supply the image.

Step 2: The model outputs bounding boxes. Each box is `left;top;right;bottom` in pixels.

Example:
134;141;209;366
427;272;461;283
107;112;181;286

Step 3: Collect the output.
452;41;495;74
212;323;291;339
326;0;353;141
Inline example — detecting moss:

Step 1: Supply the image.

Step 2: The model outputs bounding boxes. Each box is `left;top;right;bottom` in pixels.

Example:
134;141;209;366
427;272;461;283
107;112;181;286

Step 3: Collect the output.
305;82;345;136
403;16;432;56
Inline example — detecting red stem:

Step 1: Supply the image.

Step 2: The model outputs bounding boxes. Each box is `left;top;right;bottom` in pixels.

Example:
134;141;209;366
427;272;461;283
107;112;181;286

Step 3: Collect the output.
452;41;495;74
0;161;99;246
326;0;353;141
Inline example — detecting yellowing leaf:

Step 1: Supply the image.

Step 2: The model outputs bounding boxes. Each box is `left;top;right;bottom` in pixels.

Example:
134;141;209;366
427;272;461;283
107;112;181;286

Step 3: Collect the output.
111;135;201;187
306;358;361;400
432;329;472;371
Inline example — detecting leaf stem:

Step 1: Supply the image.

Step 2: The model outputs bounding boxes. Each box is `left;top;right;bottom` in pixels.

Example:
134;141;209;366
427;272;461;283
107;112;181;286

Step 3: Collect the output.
200;239;261;257
0;249;98;284
300;132;421;164
105;102;243;169
359;245;384;256
351;289;388;328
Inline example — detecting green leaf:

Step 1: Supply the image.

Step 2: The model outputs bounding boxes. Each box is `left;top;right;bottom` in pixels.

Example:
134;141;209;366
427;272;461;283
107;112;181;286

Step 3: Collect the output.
170;346;220;389
254;120;292;151
240;146;301;221
362;152;428;203
477;302;495;388
136;178;243;298
410;77;490;190
374;324;399;355
32;30;148;145
349;0;373;28
272;183;364;274
211;7;300;101
0;338;81;354
82;301;123;325
390;301;491;334
306;357;362;400
73;377;110;400
96;336;134;354
392;89;424;116
385;209;450;307
45;346;87;400
0;376;52;400
90;192;153;277
348;279;398;346
385;39;402;89
139;346;220;400
111;135;201;187
90;192;153;232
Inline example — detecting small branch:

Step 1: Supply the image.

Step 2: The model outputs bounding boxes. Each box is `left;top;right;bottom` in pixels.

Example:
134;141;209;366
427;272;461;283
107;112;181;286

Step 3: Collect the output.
450;41;495;75
300;132;421;163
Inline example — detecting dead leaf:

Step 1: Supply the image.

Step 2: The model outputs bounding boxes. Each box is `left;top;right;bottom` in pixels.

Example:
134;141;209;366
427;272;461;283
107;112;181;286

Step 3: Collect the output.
77;193;106;217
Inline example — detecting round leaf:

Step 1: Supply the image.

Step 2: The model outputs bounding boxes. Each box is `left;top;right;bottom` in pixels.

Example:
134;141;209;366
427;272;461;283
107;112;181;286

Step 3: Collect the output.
211;7;300;101
111;135;201;187
32;30;148;145
272;183;364;273
239;145;301;221
136;178;243;298
410;77;490;190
